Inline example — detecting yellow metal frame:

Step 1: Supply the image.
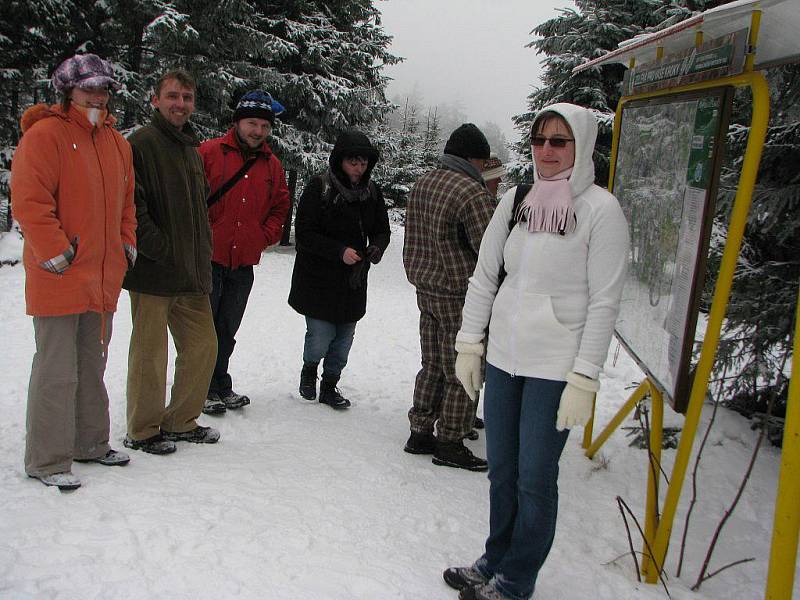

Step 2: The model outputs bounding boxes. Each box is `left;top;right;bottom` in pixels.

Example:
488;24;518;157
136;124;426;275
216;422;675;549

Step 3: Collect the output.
765;284;800;599
581;8;792;590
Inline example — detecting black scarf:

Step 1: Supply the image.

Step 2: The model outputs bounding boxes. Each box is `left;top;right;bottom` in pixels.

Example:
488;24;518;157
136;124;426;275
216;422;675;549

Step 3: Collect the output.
327;168;372;204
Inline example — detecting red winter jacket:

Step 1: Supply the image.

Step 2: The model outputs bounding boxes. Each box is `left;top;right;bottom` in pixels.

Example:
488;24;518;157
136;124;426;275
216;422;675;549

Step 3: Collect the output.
199;129;290;268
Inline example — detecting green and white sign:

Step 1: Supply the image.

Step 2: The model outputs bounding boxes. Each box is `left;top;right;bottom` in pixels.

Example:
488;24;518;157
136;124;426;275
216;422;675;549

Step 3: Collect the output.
623;30;747;95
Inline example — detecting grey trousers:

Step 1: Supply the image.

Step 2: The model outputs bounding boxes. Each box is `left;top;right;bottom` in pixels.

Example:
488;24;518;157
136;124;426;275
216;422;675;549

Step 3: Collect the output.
25;312;113;477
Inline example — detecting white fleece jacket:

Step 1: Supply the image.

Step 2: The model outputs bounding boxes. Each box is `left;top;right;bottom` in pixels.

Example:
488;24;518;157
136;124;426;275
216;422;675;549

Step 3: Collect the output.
457;103;629;381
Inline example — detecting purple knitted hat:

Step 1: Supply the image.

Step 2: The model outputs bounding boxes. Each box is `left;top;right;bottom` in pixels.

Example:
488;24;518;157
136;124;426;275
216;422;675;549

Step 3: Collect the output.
51;54;118;92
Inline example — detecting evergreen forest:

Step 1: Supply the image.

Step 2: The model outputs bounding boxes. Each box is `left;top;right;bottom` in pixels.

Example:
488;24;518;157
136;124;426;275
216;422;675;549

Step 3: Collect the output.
0;0;797;431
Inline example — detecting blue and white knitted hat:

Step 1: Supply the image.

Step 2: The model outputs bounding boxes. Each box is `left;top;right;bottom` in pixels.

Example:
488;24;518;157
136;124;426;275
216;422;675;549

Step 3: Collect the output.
233;90;285;124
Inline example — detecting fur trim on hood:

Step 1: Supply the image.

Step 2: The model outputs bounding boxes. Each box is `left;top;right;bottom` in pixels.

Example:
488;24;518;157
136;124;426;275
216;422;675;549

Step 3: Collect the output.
20;104;57;134
20;103;117;134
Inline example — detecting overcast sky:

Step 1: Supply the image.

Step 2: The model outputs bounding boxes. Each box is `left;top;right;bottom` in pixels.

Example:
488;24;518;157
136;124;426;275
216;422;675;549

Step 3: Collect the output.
378;0;574;142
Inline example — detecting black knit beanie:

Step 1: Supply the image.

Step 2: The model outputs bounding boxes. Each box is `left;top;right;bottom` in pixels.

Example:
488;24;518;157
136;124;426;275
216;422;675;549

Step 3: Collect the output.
444;123;491;160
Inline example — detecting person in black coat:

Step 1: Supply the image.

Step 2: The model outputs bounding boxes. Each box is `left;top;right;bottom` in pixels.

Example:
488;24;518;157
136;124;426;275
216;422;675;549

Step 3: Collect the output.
288;129;390;409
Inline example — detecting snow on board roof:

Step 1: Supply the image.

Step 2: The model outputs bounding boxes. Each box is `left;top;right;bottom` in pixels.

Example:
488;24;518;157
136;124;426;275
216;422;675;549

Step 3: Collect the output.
573;0;799;74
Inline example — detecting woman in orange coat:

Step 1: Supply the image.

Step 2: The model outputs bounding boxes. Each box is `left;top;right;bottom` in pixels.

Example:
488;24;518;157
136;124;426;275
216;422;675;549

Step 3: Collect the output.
10;54;137;491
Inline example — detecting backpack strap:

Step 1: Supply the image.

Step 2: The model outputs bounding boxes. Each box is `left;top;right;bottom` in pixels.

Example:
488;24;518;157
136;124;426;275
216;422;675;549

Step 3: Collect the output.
508;183;532;231
499;184;533;285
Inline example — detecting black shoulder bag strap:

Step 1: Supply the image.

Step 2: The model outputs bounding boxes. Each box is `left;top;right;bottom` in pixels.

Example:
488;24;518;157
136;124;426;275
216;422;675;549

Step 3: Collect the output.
508;183;532;231
498;184;533;285
206;157;257;208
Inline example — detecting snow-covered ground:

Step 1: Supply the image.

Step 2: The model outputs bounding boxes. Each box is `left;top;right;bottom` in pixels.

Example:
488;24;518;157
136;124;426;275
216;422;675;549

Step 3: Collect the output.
0;225;795;599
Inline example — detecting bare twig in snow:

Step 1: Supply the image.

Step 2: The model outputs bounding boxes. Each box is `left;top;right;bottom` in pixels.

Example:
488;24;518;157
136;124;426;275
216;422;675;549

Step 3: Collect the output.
676;364;727;578
616;496;641;582
616;496;671;598
693;557;756;589
691;350;789;590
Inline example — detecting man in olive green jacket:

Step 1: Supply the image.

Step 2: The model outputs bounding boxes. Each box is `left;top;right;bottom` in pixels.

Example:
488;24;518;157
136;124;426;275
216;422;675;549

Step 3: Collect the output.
123;69;219;455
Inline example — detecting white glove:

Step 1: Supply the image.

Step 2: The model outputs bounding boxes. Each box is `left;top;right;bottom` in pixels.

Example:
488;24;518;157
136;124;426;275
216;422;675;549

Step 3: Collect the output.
556;372;600;431
454;340;484;401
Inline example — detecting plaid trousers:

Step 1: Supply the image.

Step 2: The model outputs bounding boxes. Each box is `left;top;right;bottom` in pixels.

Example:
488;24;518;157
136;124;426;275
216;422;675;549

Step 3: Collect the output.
408;291;476;442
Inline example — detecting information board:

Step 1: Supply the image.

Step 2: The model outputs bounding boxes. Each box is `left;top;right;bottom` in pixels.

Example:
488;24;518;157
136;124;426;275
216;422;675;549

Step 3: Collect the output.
613;88;732;412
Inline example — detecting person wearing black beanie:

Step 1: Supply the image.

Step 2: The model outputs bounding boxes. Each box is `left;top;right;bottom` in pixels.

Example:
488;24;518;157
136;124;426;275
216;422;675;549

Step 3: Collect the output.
443;123;491;161
402;123;495;472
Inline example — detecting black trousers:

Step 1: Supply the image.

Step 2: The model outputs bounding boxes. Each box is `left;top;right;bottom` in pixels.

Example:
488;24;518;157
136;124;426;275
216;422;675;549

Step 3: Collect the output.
208;262;254;395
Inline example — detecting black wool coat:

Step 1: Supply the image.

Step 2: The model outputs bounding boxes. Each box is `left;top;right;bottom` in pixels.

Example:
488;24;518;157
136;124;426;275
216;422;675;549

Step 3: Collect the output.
288;174;390;324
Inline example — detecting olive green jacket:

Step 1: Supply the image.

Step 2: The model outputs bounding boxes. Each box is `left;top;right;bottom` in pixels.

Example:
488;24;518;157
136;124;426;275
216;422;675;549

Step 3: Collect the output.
123;111;212;296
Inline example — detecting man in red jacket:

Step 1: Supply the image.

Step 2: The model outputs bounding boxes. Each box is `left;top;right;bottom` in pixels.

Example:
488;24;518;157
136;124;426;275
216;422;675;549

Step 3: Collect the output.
199;90;290;414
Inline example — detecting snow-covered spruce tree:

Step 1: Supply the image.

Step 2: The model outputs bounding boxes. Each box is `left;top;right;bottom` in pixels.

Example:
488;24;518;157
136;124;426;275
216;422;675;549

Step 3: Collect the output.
370;98;430;207
422;107;442;166
509;0;721;186
90;0;198;130
703;64;800;432
165;0;399;177
480;121;510;163
0;0;100;230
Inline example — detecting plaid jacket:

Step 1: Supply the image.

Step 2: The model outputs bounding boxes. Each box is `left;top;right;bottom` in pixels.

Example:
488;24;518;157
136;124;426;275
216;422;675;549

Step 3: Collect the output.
403;168;495;298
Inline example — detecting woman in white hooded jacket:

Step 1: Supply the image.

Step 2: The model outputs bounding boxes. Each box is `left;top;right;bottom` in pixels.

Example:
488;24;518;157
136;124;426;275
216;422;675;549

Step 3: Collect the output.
444;104;629;600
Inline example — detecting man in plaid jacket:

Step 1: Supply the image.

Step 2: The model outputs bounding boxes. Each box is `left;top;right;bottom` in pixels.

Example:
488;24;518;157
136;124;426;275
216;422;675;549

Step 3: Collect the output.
402;123;495;471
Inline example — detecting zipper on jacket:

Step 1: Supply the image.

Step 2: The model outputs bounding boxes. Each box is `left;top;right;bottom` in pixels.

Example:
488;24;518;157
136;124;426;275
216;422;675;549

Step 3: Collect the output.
93;126;109;355
510;228;534;377
183;148;203;287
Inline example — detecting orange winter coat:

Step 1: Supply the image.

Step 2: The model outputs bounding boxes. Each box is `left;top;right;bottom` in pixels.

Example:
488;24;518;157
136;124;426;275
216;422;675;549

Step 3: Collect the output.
10;104;136;316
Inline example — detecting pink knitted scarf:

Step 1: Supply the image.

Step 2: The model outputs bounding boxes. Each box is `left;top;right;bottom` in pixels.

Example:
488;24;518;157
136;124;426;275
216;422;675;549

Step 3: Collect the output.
515;167;576;235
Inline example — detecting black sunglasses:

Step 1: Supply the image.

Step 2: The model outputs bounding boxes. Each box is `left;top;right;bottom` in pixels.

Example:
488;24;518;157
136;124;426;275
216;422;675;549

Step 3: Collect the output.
531;136;575;148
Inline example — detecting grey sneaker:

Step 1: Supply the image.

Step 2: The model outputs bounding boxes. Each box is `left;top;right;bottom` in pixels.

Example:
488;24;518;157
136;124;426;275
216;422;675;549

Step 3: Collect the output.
30;471;81;491
203;393;227;415
443;566;488;591
161;425;220;444
74;449;130;466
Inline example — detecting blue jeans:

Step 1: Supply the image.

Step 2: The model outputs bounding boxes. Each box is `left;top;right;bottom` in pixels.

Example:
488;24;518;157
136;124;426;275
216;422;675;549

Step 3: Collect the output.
474;363;569;600
302;317;356;378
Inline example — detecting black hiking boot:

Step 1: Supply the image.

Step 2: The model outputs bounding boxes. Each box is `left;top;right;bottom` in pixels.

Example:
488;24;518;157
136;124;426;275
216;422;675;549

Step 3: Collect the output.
443;566;489;591
459;582;508;600
123;433;177;455
433;440;488;472
202;392;226;415
219;390;250;409
319;375;351;409
299;362;319;400
404;431;436;455
161;425;220;444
